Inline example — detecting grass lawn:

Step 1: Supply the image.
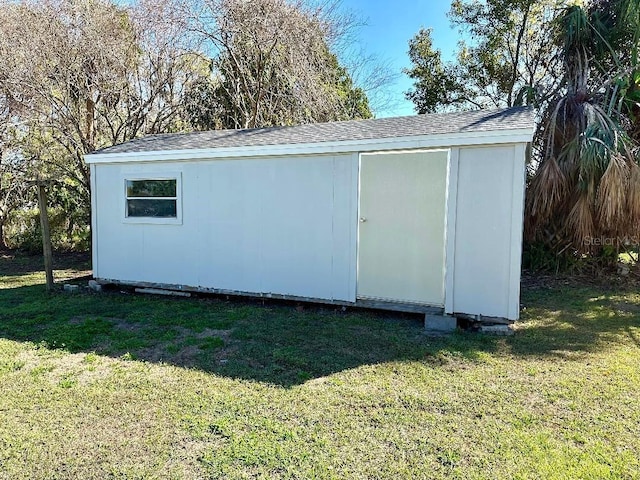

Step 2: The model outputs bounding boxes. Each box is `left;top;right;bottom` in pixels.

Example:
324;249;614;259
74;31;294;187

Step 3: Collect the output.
1;252;639;479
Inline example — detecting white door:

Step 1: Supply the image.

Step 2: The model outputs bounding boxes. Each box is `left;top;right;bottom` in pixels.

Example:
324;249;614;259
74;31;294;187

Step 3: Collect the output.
357;150;448;305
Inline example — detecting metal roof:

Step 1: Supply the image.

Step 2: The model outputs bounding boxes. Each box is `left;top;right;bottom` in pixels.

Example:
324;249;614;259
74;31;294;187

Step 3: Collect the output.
90;107;534;156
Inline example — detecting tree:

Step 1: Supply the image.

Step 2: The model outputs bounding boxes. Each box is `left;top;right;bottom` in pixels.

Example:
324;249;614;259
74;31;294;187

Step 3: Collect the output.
185;49;371;130
0;0;378;250
405;0;563;113
0;161;31;250
184;0;372;130
325;51;373;121
525;1;640;255
404;28;470;113
0;0;202;200
590;0;640;142
0;101;30;249
0;0;207;250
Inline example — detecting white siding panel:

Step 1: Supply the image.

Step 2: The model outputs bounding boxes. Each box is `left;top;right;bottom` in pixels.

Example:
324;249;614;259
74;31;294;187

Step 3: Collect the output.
259;158;335;298
508;143;527;320
93;154;357;302
443;148;459;314
197;160;264;293
330;154;359;302
452;145;518;319
95;163;199;286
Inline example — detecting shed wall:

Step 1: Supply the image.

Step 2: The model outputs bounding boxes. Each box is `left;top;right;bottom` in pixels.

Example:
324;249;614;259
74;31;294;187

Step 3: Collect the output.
92;142;527;319
93;154;358;302
448;144;525;320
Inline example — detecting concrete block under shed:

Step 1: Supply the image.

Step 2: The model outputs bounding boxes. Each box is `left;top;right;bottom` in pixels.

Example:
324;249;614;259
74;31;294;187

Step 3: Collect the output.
63;284;79;293
479;324;514;336
424;314;457;334
88;280;102;292
135;287;191;297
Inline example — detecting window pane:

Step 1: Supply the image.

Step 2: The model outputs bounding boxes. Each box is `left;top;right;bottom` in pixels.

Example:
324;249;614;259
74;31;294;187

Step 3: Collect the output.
127;199;177;218
126;179;176;197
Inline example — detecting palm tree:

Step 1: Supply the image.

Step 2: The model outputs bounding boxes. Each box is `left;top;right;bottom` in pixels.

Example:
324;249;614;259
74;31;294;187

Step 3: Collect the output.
526;1;640;258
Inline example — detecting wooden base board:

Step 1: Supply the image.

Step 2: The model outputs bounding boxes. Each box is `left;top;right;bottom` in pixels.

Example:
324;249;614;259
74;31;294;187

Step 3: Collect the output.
96;278;444;315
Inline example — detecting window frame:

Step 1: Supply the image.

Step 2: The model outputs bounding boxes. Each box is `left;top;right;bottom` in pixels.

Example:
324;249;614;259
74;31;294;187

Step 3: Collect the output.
121;172;182;225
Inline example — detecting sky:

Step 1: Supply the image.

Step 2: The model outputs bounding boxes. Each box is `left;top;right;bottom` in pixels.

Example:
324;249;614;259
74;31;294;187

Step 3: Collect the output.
339;0;461;118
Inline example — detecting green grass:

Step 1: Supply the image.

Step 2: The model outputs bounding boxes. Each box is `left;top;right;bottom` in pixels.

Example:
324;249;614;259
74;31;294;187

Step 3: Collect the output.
1;252;640;479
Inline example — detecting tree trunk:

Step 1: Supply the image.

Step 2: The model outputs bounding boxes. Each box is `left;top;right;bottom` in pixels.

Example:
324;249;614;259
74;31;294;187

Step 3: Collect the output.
37;183;54;291
0;220;7;250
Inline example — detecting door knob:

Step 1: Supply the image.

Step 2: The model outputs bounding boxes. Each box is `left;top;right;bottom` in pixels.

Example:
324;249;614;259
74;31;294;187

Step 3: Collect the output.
360;217;367;223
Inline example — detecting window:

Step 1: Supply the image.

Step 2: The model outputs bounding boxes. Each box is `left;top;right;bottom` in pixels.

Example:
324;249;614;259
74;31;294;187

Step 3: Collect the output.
123;175;182;224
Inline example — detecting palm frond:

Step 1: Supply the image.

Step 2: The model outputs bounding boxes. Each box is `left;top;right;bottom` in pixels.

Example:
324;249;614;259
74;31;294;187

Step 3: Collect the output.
567;192;596;251
596;152;629;230
527;156;566;223
626;160;640;235
560;5;591;54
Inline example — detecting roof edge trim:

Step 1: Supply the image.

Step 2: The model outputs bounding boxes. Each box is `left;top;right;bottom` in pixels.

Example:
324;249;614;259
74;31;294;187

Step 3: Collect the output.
85;127;534;164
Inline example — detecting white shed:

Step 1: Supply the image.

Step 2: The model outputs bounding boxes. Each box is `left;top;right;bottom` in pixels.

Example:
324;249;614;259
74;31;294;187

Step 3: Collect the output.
85;107;534;321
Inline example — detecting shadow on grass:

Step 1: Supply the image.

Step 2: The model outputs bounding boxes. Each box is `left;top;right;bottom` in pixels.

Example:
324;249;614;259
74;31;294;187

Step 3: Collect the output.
0;250;92;276
1;280;640;387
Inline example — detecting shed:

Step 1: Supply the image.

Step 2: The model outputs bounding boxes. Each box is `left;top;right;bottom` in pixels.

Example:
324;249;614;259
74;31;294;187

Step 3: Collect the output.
85;107;534;321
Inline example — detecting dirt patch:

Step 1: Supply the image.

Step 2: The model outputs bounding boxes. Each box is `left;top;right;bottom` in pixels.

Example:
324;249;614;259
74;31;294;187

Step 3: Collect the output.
521;269;640;291
612;302;640;314
137;327;234;366
64;315;236;369
69;316;144;332
113;318;146;333
55;269;93;284
133;322;228;365
195;327;232;340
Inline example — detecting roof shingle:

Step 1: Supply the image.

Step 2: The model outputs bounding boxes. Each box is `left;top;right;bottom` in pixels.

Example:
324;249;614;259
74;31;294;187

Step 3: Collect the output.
91;106;534;155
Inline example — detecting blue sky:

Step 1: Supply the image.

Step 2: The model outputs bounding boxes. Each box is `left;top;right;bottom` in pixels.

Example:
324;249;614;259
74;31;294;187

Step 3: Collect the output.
340;0;460;117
